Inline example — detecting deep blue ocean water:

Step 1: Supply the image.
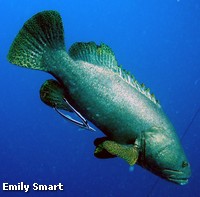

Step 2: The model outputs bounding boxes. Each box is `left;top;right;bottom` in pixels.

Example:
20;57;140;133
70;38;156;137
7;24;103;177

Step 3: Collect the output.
0;1;200;196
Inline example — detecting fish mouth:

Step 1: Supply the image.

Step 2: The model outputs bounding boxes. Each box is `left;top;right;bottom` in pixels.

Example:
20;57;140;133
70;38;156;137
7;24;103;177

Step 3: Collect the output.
167;177;189;185
162;169;190;185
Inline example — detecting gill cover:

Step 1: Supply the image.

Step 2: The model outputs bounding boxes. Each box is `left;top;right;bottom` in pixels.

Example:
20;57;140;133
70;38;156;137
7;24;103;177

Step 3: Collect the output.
138;127;191;185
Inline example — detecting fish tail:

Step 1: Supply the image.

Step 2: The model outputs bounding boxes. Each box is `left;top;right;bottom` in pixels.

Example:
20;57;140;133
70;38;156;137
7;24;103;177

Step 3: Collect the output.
7;10;65;72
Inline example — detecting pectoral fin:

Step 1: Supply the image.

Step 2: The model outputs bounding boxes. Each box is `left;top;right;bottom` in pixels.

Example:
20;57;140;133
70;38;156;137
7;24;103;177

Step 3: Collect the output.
94;137;117;159
94;138;139;165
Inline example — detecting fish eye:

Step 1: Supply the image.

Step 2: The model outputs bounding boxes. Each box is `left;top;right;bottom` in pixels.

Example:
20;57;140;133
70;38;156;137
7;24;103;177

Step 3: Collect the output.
182;161;189;168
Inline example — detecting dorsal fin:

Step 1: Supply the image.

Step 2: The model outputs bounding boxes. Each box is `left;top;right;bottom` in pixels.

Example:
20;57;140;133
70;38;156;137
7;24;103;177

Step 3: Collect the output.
116;66;160;106
69;42;118;68
69;42;160;106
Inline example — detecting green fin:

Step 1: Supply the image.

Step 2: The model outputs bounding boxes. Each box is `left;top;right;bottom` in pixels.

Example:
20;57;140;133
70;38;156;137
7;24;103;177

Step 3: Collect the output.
94;137;116;159
40;79;72;111
7;10;65;71
69;42;159;106
101;140;139;166
69;42;118;68
94;145;117;159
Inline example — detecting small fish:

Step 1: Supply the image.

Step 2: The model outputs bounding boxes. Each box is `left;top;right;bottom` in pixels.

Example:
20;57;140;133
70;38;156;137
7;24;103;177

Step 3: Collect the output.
7;10;191;185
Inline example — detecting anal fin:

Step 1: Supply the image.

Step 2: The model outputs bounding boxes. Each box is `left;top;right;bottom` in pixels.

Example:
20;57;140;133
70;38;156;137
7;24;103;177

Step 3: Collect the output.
40;79;95;132
40;79;72;111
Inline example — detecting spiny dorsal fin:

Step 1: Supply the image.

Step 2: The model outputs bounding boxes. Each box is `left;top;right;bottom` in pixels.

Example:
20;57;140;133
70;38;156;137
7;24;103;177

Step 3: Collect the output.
69;42;118;68
113;65;160;106
69;42;159;106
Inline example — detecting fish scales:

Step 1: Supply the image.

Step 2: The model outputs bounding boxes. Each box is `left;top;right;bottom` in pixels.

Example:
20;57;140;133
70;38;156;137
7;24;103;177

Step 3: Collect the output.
7;10;191;185
45;50;170;144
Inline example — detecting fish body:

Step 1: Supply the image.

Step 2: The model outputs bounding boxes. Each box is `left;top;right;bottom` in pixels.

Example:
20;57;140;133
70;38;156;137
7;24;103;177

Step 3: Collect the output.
8;10;191;184
48;50;170;143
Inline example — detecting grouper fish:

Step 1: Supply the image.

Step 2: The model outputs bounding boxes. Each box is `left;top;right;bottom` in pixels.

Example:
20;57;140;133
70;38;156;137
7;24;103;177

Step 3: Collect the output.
7;10;191;185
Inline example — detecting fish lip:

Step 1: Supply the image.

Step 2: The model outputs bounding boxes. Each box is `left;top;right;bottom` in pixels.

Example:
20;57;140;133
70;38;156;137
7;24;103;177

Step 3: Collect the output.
162;169;190;185
167;177;189;185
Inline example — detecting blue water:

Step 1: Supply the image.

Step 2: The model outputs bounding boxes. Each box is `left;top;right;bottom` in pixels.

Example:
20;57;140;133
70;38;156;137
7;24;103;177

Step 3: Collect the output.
0;1;200;196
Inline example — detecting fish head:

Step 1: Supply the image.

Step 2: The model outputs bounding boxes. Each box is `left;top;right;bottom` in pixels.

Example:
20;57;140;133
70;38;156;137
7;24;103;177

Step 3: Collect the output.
139;127;191;185
155;142;191;185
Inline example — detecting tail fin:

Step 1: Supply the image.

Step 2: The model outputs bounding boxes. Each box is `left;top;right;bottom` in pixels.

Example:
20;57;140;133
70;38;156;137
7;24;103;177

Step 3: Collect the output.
7;10;65;71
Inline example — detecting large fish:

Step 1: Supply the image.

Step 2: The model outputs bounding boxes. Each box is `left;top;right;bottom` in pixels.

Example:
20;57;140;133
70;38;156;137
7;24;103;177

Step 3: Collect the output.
8;10;191;185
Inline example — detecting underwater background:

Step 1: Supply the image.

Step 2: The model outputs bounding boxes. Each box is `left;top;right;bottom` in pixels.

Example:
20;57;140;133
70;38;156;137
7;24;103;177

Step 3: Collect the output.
0;0;200;196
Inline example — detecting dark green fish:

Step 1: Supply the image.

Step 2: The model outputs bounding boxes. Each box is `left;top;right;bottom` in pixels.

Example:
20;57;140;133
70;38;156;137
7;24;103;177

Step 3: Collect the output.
7;10;191;184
